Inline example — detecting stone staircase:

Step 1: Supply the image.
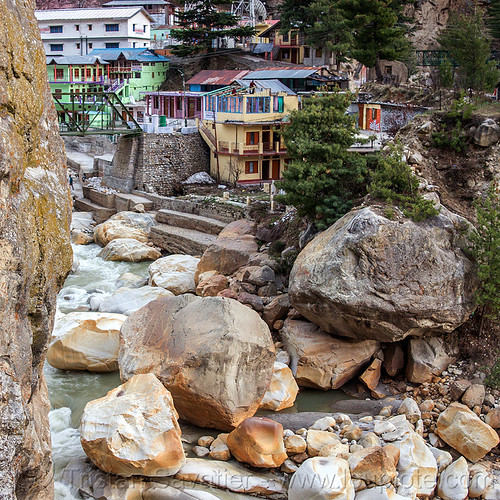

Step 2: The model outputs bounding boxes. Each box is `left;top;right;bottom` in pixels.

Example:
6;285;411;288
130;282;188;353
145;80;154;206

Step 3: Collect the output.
150;209;228;256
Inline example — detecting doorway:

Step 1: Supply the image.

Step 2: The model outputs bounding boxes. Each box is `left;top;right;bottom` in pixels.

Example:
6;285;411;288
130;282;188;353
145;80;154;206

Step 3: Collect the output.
262;160;270;180
272;159;280;179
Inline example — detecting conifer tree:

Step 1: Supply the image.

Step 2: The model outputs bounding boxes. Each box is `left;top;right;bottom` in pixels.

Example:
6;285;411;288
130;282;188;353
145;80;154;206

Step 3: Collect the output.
278;93;367;229
171;0;254;57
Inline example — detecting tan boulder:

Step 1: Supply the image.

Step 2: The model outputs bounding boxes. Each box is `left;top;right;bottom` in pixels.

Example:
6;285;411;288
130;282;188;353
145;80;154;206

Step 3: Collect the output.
47;312;127;372
197;220;258;276
307;429;342;457
359;358;382;390
436;402;499;462
119;295;275;430
281;319;379;390
263;294;290;327
285;435;307;455
148;254;200;295
196;274;228;297
348;446;397;486
80;374;185;477
94;212;156;246
71;230;94;245
99;238;161;262
485;407;500;428
259;362;299;411
227;417;287;468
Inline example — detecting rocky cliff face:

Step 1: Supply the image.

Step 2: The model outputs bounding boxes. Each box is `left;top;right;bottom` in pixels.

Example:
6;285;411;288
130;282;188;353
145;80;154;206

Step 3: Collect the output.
0;1;72;498
36;0;107;9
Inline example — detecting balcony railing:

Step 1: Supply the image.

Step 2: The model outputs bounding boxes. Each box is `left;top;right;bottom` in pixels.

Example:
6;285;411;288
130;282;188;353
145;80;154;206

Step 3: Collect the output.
216;141;287;155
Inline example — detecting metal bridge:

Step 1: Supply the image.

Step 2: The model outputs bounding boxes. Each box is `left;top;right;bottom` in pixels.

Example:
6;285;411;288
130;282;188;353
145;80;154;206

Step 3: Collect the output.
52;90;142;136
416;50;499;67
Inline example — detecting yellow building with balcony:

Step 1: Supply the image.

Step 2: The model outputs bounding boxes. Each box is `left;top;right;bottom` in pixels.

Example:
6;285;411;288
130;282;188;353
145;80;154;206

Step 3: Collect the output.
198;83;299;185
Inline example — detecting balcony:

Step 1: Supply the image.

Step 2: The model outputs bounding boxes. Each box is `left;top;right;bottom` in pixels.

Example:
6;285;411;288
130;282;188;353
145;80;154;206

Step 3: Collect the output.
216;141;287;155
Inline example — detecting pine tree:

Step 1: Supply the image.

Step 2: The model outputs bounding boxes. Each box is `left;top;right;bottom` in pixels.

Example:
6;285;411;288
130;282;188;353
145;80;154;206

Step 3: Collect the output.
438;10;499;93
470;185;500;324
277;93;367;229
339;0;412;80
171;0;254;57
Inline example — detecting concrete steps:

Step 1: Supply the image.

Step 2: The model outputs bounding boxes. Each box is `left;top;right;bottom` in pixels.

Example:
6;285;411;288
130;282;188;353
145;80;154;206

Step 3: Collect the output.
150;224;217;257
74;198;116;224
156;209;227;236
114;193;154;212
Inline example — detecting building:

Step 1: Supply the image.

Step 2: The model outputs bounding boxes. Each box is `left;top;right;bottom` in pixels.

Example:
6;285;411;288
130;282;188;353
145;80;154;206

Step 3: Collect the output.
103;0;177;28
186;70;250;92
89;48;169;100
36;7;152;57
242;68;349;93
198;85;299;184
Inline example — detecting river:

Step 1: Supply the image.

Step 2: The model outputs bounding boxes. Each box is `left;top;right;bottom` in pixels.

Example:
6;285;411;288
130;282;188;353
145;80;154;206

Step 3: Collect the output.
47;242;349;499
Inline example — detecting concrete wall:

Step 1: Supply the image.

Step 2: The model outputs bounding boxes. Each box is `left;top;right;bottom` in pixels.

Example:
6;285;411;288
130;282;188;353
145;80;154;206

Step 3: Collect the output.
63;135;116;156
103;132;210;195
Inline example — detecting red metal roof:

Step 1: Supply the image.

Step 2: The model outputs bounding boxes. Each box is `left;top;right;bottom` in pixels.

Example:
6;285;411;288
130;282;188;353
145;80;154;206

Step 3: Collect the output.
186;70;250;86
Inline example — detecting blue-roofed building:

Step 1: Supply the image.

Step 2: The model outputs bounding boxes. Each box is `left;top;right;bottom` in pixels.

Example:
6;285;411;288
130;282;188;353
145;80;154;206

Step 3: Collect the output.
89;48;169;100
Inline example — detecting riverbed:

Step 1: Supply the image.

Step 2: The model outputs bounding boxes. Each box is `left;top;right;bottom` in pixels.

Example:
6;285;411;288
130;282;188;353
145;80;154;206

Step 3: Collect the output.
47;242;350;499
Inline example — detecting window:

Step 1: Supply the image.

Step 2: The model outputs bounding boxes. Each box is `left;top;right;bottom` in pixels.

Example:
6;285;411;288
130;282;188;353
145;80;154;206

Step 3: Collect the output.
50;25;63;33
245;161;258;174
76;43;81;50
105;24;119;32
246;96;270;114
217;96;243;113
154;96;160;108
133;42;137;48
246;131;259;145
74;68;80;79
143;25;147;32
88;24;93;31
371;108;377;120
88;43;93;49
54;88;62;96
50;44;63;52
316;48;322;58
105;43;120;48
283;33;289;42
133;24;137;31
304;47;310;58
205;95;216;111
86;68;92;79
55;68;64;79
152;72;154;78
75;24;80;31
273;96;284;113
135;72;140;78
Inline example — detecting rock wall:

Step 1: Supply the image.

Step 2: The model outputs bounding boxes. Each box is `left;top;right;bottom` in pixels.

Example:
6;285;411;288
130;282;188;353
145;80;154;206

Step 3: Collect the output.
0;1;72;498
104;133;210;196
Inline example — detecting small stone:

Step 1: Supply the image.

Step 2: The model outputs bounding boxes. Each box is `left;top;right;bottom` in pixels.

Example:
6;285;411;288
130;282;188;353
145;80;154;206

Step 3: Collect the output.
374;420;395;436
398;397;421;424
192;446;210;457
309;416;336;431
281;459;299;474
318;442;349;458
450;379;472;400
342;424;362;441
359;432;381;448
198;436;215;448
291;452;308;464
209;443;231;461
285;435;307;455
419;400;435;413
306;430;341;457
469;470;491;498
379;406;392;417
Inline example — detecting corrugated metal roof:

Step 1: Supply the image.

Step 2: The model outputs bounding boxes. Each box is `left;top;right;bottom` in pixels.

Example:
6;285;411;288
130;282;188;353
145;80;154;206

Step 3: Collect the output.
235;79;295;95
46;55;110;65
186;70;250;86
243;69;318;80
252;43;273;54
104;0;167;5
90;48;169;62
35;7;148;21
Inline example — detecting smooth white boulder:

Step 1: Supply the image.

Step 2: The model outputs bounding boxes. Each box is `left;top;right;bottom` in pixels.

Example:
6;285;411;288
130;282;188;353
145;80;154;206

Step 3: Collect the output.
99;238;161;262
149;254;200;295
47;312;127;372
289;457;355;500
437;457;468;500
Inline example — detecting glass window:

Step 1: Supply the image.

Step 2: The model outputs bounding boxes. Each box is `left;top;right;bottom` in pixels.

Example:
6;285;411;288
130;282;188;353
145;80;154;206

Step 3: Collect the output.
105;24;119;32
88;24;93;31
76;43;81;50
273;96;284;113
50;26;63;33
55;68;64;79
88;43;93;49
75;24;79;31
246;97;270;114
106;43;120;49
245;161;258;174
74;68;80;78
50;44;63;52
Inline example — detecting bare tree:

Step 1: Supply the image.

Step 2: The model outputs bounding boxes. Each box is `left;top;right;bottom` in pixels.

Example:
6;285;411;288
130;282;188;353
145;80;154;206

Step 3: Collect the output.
228;158;244;187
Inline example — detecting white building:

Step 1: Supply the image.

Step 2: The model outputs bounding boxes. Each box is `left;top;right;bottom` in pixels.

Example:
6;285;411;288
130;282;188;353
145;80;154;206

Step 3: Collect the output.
36;7;153;57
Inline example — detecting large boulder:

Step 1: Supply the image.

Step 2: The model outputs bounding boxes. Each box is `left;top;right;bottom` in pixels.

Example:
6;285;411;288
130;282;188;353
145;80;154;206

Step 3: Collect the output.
119;295;275;430
99;238;161;262
259;361;299;411
288;457;355;500
80;374;185;477
226;417;288;468
47;312;127;372
436;402;499;462
149;254;200;295
289;207;477;342
474;118;500;147
406;336;457;383
437;457;468;500
94;212;156;247
197;220;258;276
348;446;397;486
98;286;173;315
281;319;379;389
